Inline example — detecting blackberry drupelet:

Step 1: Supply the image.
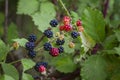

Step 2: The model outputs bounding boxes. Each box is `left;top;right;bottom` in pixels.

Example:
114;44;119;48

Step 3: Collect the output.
43;42;52;51
44;29;53;38
25;42;35;50
50;19;58;27
28;50;36;58
56;38;65;45
58;46;64;53
28;34;37;42
71;31;79;38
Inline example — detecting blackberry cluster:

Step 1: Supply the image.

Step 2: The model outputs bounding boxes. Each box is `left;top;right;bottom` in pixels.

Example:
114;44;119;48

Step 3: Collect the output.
50;19;58;27
25;34;37;58
43;19;70;57
56;38;65;45
44;29;53;38
34;62;48;72
71;31;79;38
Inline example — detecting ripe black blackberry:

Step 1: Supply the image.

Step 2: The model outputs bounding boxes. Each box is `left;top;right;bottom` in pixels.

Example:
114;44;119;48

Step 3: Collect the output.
43;42;52;51
28;50;36;58
50;19;58;27
71;31;79;38
28;34;37;42
44;29;53;38
25;42;35;50
34;62;48;71
56;38;65;45
58;46;64;53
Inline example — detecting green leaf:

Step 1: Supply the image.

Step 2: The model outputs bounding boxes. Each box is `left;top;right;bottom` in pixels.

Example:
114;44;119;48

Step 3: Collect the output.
21;59;35;71
81;55;107;80
12;38;28;47
17;0;39;15
32;1;56;32
80;32;96;52
51;56;76;73
0;40;9;61
114;30;120;42
22;73;34;80
1;63;19;80
114;46;120;55
0;75;15;80
103;35;118;49
0;12;4;24
82;8;105;42
70;11;80;22
8;23;18;44
111;74;120;80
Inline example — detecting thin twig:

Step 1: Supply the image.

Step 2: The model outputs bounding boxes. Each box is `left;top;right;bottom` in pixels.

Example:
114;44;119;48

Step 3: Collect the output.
35;35;45;47
9;59;21;64
103;0;109;18
3;0;8;43
58;0;71;16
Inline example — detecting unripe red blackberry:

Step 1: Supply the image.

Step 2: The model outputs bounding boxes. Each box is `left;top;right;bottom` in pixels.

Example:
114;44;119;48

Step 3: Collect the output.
49;48;59;57
76;20;82;26
38;65;46;72
63;25;72;32
63;16;71;25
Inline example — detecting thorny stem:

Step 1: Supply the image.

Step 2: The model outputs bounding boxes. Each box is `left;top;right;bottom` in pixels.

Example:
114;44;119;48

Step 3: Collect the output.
58;0;71;16
103;0;109;18
3;0;8;43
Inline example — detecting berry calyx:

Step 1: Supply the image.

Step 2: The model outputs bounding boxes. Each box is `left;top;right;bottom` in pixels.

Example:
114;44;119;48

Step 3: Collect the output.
38;65;46;72
28;34;37;42
43;42;52;51
25;42;35;50
56;38;65;45
78;26;84;32
49;48;59;57
71;31;79;38
55;32;60;37
50;19;58;27
59;35;64;40
58;46;64;53
28;50;36;58
13;42;19;50
69;42;75;48
76;20;82;26
44;29;53;38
